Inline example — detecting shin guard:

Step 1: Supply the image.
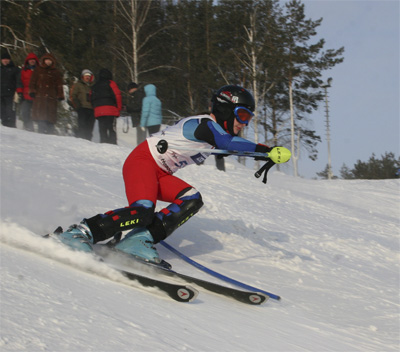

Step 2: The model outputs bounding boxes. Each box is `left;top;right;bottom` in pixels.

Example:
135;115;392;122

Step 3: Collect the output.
148;188;203;243
85;200;155;243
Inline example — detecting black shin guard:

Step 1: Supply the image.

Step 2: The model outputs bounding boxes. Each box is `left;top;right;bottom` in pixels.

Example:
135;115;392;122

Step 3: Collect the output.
148;188;203;244
85;204;155;243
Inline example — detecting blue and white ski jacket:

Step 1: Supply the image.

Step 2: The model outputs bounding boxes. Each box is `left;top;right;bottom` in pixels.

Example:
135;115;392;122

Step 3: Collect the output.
147;114;258;174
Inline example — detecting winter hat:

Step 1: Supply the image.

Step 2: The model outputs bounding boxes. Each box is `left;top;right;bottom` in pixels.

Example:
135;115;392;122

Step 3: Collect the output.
81;69;93;77
1;52;11;60
127;82;138;90
25;52;39;66
40;53;56;67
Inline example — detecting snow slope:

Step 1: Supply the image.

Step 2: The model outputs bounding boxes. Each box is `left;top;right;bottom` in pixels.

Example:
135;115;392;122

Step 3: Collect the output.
1;125;399;351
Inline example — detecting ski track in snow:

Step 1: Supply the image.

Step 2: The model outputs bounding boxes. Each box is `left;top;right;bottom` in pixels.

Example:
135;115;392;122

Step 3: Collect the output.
1;125;399;351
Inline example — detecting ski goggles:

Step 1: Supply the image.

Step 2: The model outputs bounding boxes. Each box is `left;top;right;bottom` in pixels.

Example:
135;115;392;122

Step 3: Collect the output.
234;106;254;125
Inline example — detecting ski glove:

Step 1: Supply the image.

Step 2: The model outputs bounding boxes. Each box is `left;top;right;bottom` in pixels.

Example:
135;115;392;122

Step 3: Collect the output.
254;144;273;161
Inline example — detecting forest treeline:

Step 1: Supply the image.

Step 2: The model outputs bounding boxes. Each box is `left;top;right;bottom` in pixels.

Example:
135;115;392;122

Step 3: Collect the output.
1;0;344;167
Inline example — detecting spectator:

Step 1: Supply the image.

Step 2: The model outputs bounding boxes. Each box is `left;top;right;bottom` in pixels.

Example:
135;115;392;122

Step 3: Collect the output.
126;82;142;127
140;84;162;139
29;53;64;134
70;69;95;140
1;52;21;128
126;81;145;145
16;52;39;131
90;68;122;144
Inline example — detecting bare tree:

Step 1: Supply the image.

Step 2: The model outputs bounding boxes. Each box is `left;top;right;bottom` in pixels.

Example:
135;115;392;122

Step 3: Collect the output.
1;0;49;52
115;0;176;83
0;24;38;52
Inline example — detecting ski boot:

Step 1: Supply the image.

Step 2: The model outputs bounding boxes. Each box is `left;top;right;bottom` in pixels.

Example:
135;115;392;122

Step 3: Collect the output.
114;227;161;264
54;220;94;253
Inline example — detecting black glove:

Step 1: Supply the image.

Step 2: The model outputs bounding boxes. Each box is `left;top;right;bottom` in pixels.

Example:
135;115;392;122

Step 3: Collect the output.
57;97;64;101
255;144;273;161
18;93;24;101
29;92;35;98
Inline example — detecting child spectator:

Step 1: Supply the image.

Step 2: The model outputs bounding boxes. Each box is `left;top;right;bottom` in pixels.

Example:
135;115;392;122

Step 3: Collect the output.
17;52;39;131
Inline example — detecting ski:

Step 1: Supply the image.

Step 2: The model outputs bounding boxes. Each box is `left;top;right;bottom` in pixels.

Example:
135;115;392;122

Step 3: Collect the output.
44;228;198;303
49;228;266;304
153;266;268;305
160;240;281;301
116;268;199;303
95;247;268;305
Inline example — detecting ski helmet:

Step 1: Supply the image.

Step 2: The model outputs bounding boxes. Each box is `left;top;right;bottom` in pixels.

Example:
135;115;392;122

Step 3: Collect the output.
211;85;255;135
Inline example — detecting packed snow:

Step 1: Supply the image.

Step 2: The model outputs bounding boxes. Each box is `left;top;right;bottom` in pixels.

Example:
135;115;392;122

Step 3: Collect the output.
1;123;399;351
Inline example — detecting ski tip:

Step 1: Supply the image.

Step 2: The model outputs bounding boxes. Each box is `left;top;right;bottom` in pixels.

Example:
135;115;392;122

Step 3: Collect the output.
178;285;199;303
249;292;269;305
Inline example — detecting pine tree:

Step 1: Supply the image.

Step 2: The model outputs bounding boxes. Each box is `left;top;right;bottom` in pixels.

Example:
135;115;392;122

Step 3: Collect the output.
340;153;400;179
316;164;338;179
268;0;344;176
339;164;354;179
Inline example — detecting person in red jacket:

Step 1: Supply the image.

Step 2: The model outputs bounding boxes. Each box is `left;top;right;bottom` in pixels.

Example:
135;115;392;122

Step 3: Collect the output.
90;68;122;144
16;52;39;131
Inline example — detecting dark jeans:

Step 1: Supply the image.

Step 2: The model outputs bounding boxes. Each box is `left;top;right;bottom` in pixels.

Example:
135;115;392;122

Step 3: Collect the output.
98;115;117;144
147;124;160;136
77;108;95;140
1;96;16;128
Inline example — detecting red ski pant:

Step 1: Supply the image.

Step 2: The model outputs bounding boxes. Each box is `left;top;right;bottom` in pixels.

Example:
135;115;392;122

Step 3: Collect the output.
122;141;193;207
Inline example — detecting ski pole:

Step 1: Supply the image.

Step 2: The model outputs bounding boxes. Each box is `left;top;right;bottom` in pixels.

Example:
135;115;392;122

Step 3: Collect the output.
156;139;291;164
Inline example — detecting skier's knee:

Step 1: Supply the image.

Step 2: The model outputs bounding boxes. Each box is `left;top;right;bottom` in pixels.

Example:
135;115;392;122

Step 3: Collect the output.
85;200;155;243
148;187;203;243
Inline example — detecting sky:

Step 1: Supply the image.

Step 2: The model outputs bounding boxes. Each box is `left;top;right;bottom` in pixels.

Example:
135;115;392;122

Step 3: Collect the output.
292;0;399;178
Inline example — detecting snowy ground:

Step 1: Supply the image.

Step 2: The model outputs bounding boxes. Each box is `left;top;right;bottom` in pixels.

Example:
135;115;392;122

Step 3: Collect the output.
1;124;399;351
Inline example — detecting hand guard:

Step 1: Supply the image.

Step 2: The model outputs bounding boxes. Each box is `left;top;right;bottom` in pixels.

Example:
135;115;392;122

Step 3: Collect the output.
254;144;273;161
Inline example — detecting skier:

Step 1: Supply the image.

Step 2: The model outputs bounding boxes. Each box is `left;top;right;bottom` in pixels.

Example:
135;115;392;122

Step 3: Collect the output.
55;85;275;264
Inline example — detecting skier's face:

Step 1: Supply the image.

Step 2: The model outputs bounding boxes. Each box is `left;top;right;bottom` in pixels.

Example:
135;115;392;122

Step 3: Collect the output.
233;118;246;135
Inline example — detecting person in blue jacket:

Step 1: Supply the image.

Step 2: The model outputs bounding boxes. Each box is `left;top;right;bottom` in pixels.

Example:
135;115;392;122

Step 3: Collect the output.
139;84;162;140
54;85;273;265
